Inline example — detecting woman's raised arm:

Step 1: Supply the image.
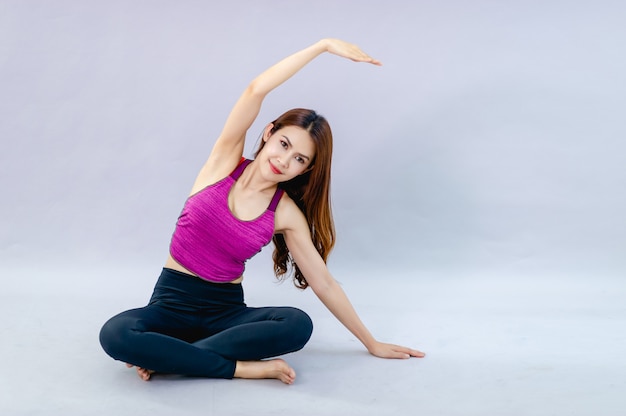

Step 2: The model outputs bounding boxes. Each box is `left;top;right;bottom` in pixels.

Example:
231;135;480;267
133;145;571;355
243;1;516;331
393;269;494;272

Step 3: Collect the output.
190;39;381;192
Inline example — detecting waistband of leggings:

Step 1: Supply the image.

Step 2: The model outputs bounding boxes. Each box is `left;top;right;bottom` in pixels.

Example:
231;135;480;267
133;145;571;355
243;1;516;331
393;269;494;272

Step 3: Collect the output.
159;267;243;294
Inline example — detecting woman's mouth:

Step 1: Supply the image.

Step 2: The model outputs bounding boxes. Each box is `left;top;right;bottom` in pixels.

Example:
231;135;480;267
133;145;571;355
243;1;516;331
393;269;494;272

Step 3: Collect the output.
269;161;282;175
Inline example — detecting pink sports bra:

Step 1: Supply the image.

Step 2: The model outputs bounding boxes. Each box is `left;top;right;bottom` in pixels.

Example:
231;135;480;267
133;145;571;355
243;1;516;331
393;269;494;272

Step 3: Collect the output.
169;159;284;283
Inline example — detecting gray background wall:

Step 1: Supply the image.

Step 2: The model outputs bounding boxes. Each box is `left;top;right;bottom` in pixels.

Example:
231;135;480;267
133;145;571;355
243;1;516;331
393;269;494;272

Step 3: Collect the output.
2;2;625;415
1;0;624;284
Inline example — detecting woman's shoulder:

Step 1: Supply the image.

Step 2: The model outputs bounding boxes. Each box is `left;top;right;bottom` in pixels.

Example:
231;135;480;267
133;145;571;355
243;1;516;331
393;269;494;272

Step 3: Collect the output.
274;192;309;234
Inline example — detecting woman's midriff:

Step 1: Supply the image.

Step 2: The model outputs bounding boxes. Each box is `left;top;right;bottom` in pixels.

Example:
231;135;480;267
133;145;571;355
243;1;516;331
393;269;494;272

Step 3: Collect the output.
164;255;244;284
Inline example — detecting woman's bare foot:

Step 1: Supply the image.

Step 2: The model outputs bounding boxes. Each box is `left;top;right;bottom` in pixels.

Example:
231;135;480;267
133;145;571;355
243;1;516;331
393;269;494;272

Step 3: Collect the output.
234;358;296;384
125;363;155;381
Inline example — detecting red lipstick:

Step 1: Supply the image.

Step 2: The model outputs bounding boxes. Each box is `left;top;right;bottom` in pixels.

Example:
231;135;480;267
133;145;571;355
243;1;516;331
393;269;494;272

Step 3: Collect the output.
269;161;282;175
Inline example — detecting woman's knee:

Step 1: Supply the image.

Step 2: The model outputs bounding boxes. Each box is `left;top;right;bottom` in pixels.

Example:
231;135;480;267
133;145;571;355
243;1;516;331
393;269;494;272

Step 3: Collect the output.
285;307;313;347
99;313;136;360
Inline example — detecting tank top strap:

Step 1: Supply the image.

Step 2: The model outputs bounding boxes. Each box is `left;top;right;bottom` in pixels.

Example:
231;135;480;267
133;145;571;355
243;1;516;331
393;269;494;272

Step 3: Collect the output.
230;158;252;180
268;188;285;212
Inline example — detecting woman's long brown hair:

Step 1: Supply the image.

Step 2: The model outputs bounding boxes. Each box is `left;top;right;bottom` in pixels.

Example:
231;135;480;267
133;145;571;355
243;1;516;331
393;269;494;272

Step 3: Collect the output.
254;108;335;289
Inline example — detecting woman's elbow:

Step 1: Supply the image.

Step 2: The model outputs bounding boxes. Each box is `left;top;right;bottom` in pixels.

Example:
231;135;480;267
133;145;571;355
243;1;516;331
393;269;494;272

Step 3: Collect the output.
309;275;336;297
246;80;269;98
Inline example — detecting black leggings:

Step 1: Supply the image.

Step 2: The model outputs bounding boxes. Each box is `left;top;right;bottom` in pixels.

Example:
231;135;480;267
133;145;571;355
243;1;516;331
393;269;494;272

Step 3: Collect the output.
99;268;313;379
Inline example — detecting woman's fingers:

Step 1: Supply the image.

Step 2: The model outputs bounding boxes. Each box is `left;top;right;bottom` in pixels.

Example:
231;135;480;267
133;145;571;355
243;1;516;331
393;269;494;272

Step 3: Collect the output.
324;38;382;66
407;348;426;358
370;342;426;359
392;346;426;359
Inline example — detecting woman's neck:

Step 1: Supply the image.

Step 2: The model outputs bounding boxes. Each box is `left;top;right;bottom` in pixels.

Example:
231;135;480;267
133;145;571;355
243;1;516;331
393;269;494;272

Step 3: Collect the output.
236;160;278;194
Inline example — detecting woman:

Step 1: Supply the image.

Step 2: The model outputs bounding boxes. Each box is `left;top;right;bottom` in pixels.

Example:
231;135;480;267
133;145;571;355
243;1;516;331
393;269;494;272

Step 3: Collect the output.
99;38;425;384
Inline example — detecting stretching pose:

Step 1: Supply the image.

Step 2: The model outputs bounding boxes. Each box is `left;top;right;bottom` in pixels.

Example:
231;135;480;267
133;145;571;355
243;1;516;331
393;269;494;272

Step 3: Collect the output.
99;38;425;384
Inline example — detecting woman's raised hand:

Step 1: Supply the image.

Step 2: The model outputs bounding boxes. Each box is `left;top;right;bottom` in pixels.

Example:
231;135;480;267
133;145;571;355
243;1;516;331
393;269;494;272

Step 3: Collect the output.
322;38;382;66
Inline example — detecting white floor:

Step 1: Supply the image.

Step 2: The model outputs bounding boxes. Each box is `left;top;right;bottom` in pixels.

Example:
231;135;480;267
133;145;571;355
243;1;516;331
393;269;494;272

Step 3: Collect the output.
1;265;624;416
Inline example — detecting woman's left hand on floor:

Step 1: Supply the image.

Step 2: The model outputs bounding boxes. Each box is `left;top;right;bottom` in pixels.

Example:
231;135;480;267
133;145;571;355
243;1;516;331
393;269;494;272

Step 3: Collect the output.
367;341;426;359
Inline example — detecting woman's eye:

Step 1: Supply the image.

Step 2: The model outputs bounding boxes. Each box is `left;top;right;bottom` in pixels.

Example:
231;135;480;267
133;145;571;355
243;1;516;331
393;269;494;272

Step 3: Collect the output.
296;156;305;164
280;140;288;148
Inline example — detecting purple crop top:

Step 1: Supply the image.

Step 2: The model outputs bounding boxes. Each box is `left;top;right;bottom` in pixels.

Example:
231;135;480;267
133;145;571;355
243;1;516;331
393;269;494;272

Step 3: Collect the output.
169;159;284;283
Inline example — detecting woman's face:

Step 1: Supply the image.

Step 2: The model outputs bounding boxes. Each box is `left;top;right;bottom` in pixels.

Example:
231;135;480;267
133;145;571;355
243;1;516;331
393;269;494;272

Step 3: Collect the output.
259;125;316;182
